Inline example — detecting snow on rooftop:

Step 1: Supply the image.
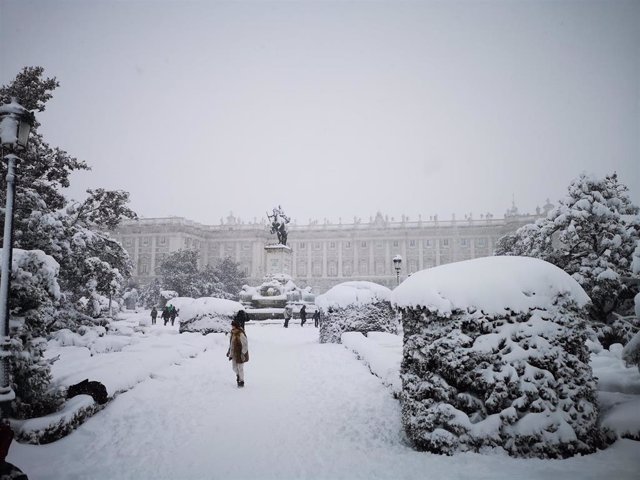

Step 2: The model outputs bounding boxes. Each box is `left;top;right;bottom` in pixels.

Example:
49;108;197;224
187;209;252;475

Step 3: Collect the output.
315;281;391;310
169;297;243;321
391;256;590;316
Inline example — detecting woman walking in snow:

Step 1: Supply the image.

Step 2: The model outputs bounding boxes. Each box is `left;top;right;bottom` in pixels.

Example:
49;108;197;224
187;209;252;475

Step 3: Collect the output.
283;305;292;328
227;317;249;387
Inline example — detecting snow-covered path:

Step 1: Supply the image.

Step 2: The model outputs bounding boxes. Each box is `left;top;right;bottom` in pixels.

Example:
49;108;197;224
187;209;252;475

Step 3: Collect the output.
9;324;640;479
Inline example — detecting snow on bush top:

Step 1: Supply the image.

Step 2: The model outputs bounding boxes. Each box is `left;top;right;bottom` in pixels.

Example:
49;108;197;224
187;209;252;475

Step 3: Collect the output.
169;297;243;321
391;256;589;316
315;281;391;310
6;248;61;300
160;290;178;300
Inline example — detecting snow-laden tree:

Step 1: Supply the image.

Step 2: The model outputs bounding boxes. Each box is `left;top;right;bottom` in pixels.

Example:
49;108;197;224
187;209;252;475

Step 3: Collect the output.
392;257;606;458
211;256;246;300
496;173;640;344
3;249;65;418
158;250;201;297
1;67;137;324
315;282;397;344
158;250;241;299
138;278;162;308
622;242;640;370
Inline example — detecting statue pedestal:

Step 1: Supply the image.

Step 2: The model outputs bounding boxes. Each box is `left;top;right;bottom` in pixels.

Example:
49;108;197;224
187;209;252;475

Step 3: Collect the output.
264;244;292;276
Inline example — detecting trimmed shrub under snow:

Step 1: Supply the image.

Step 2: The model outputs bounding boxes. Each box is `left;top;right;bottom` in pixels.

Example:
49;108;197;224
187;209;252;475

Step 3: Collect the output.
174;297;243;335
392;256;605;458
315;281;397;344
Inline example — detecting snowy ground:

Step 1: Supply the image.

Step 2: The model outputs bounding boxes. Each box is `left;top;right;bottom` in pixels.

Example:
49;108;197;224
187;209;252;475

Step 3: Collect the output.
8;310;640;480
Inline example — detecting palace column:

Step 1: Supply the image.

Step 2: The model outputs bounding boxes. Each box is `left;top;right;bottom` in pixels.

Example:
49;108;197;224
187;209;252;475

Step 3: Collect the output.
368;241;374;276
150;235;157;274
385;240;391;274
292;244;297;277
322;241;327;277
353;238;359;276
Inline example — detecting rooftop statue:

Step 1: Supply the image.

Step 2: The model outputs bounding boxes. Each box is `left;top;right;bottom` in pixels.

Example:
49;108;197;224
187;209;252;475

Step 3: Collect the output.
266;205;290;246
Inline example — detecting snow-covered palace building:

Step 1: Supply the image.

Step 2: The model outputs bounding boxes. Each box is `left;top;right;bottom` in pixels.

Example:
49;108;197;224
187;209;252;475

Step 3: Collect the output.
112;203;550;292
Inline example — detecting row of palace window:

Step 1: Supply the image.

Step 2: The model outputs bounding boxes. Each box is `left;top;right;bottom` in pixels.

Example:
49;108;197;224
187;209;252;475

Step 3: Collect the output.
125;236;169;247
296;259;421;277
125;237;490;251
295;238;489;250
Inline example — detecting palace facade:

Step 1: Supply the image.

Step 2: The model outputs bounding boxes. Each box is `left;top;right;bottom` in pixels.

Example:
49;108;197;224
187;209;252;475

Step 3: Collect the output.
112;205;549;292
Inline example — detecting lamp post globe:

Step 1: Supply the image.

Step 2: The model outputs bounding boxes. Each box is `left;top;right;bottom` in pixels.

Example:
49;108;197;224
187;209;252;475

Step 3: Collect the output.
392;254;402;286
0;98;35;416
0;98;34;151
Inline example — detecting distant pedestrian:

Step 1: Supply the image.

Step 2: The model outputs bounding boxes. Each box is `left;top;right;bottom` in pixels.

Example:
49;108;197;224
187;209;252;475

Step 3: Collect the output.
150;307;158;325
299;305;307;327
313;310;320;328
283;305;292;328
226;317;249;387
170;305;178;326
162;306;170;326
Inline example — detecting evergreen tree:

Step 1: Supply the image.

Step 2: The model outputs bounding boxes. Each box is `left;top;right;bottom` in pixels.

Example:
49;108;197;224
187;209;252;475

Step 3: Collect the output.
139;278;163;308
496;173;640;343
159;249;202;297
211;256;246;300
0;67;137;418
158;251;244;299
1;67;137;322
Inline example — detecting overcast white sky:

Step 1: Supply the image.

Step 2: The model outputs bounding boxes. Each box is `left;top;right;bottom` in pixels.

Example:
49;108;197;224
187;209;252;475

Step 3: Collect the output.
1;0;638;225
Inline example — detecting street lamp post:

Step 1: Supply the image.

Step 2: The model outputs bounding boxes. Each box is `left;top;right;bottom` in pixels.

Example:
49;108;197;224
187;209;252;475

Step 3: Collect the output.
0;98;35;416
393;254;402;286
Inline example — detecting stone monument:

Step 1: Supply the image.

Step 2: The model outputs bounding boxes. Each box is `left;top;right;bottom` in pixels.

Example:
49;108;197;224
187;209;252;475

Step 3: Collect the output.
265;205;292;276
236;206;315;320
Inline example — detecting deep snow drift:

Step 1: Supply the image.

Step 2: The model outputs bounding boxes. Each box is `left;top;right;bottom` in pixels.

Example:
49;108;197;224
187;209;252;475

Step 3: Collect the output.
7;310;640;479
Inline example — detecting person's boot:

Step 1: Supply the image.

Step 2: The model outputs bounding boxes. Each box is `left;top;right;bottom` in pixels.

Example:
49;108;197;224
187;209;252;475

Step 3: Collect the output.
238;380;245;388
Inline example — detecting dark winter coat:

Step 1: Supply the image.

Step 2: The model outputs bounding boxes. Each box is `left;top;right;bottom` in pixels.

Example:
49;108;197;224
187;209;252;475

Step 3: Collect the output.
150;308;158;319
235;310;248;329
300;306;307;321
227;326;249;363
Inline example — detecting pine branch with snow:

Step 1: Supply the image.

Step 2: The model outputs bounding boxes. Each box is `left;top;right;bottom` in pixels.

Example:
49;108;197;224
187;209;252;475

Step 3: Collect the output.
496;173;640;345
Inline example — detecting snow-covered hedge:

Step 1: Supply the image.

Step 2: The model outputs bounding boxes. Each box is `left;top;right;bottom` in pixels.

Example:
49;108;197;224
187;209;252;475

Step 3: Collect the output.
392;256;605;458
174;297;243;335
159;290;178;306
316;281;397;344
4;248;65;418
622;293;640;371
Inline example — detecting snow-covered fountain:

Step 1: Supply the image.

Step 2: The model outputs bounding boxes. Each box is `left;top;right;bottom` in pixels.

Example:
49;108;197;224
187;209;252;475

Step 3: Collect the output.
239;273;315;320
237;205;316;320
